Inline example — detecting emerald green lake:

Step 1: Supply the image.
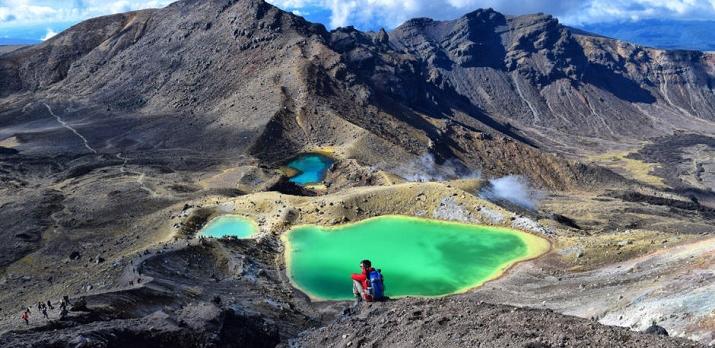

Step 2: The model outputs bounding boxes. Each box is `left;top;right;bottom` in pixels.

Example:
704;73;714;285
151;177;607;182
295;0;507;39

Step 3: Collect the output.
287;154;333;185
283;216;549;300
198;216;258;239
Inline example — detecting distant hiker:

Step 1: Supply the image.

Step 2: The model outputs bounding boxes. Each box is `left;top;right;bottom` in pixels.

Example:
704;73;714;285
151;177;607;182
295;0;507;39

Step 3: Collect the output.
60;295;71;309
36;302;43;312
41;306;48;319
645;320;669;336
21;310;29;325
351;259;385;304
46;300;54;310
59;308;68;320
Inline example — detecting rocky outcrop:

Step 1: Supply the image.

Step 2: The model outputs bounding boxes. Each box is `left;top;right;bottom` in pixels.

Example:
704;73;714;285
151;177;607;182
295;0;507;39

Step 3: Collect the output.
384;10;715;149
0;303;280;347
294;297;701;347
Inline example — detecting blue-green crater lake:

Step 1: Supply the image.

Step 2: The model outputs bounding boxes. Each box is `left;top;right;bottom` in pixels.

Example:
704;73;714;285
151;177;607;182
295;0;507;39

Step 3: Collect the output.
286;154;334;186
283;216;550;300
198;216;258;239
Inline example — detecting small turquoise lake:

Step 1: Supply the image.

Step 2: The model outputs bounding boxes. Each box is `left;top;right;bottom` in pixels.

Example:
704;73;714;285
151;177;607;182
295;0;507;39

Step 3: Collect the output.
198;216;258;238
287;154;334;185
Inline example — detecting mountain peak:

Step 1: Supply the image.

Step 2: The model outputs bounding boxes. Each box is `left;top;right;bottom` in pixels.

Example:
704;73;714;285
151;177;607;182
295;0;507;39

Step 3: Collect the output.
461;7;503;20
396;17;436;30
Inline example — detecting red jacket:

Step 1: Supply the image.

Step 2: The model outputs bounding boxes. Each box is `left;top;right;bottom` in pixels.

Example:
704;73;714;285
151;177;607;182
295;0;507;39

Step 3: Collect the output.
351;267;374;290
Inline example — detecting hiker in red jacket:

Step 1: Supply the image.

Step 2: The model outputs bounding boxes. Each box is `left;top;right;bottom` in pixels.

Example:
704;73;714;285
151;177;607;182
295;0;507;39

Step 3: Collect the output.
20;309;29;325
351;259;374;304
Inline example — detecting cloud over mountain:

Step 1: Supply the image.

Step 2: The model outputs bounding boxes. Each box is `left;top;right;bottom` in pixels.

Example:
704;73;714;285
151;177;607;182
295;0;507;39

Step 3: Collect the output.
2;0;715;45
0;0;173;26
268;0;715;28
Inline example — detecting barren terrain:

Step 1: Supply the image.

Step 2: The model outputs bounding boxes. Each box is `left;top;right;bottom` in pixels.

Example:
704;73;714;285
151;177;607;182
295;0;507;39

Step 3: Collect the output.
0;0;713;346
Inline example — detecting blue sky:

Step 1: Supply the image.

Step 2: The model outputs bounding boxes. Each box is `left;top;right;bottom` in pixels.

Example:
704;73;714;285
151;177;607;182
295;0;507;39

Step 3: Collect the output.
2;0;715;42
0;0;175;42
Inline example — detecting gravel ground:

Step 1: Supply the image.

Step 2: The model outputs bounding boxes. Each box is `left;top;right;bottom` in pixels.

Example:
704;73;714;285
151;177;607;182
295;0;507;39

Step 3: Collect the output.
294;297;704;347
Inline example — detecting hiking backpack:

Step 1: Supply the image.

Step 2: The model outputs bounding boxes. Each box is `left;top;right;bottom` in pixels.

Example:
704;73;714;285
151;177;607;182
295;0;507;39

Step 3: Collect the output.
368;269;385;301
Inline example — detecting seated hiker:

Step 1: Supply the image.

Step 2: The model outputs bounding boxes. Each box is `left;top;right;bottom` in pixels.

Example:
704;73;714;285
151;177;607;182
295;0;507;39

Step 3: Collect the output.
351;259;385;303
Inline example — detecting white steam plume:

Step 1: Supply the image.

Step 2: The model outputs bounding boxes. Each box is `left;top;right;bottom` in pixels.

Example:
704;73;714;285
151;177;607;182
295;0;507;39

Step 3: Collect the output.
480;175;543;210
388;153;479;182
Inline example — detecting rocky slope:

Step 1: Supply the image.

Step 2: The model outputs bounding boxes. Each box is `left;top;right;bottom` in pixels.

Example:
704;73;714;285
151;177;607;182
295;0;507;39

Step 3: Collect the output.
2;0;714;187
295;297;700;348
340;10;715;153
0;182;709;347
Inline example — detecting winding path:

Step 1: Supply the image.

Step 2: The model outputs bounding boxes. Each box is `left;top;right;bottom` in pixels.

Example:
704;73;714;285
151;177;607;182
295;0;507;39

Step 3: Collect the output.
42;103;97;154
115;153;158;197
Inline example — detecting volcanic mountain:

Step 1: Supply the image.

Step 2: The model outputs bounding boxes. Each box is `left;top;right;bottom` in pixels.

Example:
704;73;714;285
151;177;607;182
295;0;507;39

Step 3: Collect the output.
0;0;713;346
3;0;715;184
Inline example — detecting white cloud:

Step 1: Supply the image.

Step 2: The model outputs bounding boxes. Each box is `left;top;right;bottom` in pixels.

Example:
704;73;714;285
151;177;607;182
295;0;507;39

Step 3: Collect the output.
270;0;316;8
0;0;55;24
562;0;715;25
40;27;55;40
0;0;174;26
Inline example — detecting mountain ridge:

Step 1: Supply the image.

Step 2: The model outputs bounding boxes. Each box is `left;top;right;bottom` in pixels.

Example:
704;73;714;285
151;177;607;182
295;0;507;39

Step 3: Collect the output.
1;0;714;191
3;1;714;142
0;0;624;190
